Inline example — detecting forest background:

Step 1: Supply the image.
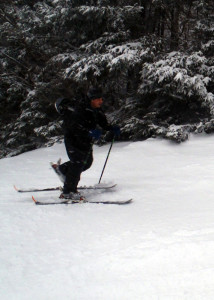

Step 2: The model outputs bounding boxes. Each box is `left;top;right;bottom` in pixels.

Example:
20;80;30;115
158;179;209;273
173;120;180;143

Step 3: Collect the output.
0;0;213;158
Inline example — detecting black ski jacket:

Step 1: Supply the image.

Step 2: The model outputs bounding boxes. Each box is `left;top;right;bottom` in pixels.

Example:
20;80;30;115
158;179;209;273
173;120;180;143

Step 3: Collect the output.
62;99;112;152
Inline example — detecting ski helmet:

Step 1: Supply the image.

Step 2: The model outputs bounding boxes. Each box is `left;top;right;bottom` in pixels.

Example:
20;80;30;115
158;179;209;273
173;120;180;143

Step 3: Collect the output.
87;87;103;100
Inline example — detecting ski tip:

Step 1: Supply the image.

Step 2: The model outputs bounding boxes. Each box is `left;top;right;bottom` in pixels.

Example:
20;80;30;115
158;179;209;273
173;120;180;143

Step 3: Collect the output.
50;158;61;167
120;198;133;204
13;185;18;191
118;198;133;205
57;158;62;165
32;196;37;204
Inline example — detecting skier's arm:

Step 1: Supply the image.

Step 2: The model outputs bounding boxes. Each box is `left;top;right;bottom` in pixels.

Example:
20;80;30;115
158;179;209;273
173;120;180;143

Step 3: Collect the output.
97;110;112;131
97;110;121;137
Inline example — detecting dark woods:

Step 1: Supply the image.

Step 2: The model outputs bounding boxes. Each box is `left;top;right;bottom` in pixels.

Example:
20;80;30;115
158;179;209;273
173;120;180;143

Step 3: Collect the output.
0;0;213;157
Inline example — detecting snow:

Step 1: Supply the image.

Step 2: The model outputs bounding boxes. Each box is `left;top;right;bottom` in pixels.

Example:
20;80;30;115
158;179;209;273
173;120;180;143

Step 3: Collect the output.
1;135;214;299
174;72;183;81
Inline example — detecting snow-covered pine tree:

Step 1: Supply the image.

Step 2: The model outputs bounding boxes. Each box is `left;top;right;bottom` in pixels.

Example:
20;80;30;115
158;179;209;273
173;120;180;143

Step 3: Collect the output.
0;0;213;156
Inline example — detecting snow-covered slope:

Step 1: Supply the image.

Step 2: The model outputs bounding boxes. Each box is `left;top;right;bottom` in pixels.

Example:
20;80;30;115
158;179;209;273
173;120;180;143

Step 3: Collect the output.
0;135;214;300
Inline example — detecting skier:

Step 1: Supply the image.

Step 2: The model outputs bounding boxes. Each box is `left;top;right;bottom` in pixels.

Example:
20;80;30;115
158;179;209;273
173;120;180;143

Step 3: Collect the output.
52;87;120;200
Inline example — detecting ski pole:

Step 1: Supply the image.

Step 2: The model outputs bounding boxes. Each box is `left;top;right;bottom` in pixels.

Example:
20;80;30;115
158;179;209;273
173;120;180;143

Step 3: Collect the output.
98;138;114;184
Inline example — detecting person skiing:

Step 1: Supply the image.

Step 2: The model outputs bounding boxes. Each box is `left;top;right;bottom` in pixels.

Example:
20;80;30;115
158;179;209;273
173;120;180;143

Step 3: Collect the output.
52;87;120;200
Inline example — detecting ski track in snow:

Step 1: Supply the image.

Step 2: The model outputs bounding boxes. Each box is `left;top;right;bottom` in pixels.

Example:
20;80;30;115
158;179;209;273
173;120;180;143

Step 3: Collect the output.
0;134;214;300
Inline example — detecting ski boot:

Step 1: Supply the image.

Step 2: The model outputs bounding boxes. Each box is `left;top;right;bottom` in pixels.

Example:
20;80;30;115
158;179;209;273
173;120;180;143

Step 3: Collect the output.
59;191;86;203
50;158;65;183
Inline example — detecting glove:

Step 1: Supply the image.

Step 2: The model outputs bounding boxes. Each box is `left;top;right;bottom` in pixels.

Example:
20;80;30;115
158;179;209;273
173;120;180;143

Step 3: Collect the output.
111;126;121;137
89;129;102;140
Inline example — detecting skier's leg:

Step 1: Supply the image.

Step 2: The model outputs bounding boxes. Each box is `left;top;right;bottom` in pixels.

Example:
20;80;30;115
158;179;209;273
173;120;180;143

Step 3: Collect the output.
58;161;71;176
57;139;77;180
63;149;90;193
82;149;93;172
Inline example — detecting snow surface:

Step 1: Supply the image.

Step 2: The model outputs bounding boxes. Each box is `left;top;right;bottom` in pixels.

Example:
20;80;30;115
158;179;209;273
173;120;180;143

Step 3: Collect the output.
0;135;214;300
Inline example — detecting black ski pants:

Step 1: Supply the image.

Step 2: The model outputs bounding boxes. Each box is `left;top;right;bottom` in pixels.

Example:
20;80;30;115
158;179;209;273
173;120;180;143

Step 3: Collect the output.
59;138;93;194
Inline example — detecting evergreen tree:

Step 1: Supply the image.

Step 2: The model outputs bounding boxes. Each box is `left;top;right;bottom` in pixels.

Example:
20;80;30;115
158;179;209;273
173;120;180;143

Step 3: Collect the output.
0;0;213;157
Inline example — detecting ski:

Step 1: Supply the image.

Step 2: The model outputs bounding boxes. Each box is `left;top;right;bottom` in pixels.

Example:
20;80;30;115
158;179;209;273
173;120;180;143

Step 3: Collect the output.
32;196;132;206
14;184;117;193
14;185;61;193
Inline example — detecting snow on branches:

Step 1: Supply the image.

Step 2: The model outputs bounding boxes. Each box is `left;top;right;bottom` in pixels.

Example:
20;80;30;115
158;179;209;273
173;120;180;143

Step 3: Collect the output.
139;51;214;114
64;41;152;83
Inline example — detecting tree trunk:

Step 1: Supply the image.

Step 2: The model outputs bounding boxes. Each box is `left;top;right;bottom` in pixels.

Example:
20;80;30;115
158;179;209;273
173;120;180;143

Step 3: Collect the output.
170;5;180;50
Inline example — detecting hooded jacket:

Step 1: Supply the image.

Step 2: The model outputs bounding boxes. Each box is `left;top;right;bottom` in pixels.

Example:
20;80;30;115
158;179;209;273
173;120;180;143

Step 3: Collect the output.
62;98;112;151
